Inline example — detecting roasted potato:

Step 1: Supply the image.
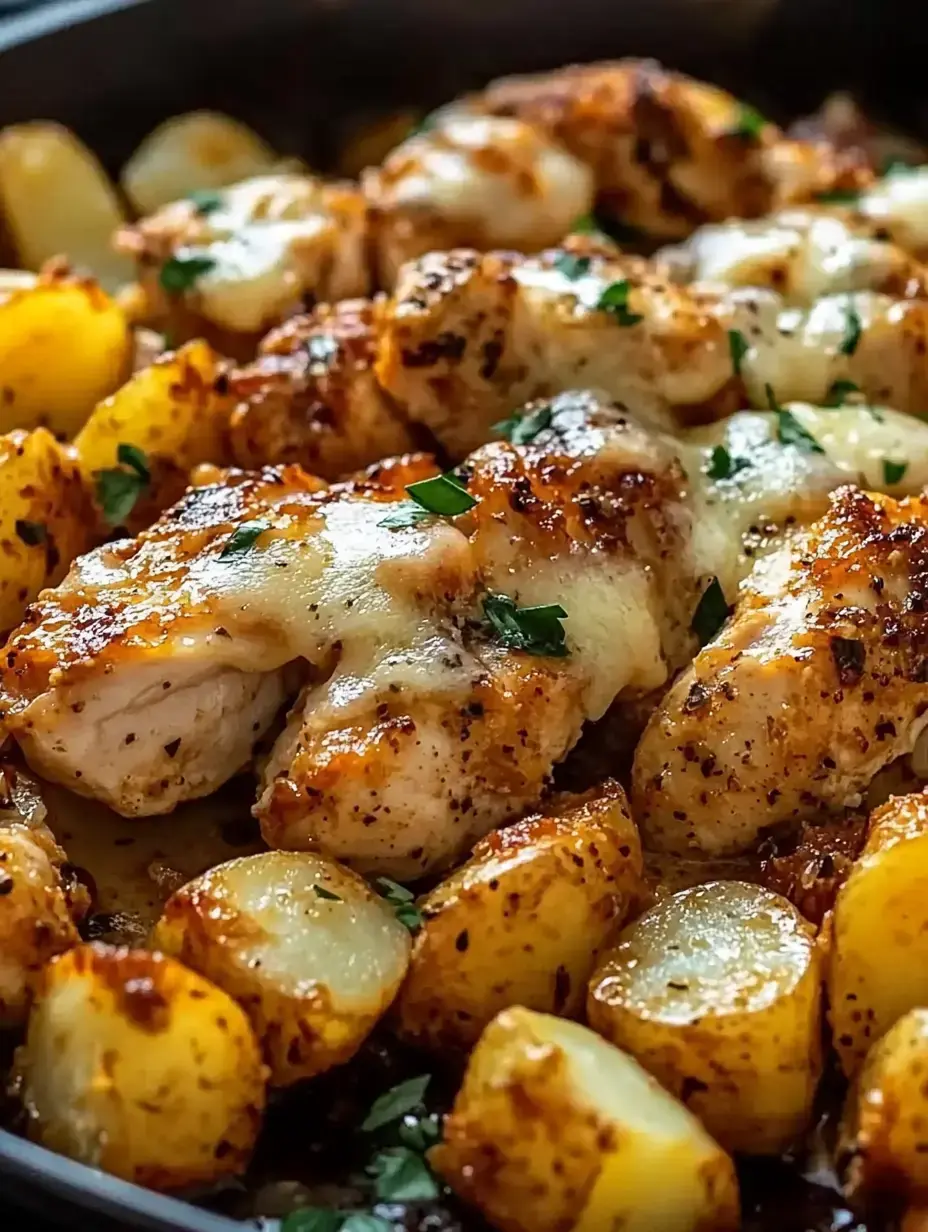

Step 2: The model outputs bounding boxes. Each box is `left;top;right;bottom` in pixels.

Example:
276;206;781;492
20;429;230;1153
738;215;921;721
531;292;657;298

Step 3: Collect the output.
840;1008;928;1206
0;427;97;637
75;339;234;530
121;112;279;215
395;781;645;1053
0;123;132;289
829;791;928;1076
16;943;266;1189
151;851;412;1086
432;1006;740;1232
0;268;131;437
587;881;822;1155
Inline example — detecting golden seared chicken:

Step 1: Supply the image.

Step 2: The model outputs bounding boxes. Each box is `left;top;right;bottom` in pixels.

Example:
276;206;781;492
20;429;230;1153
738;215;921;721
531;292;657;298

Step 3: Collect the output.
633;486;928;857
116;174;371;356
472;59;869;239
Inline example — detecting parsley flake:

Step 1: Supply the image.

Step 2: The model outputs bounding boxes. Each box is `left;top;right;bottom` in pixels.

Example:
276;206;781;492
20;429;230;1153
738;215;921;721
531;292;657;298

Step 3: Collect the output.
815;187;861;205
219;520;270;558
280;1211;346;1232
727;103;767;140
95;443;151;526
398;1112;442;1151
405;472;476;517
824;379;861;406
728;329;749;377
484;593;569;657
159;252;216;295
342;1218;393;1232
691;578;731;647
378;502;430;531
368;1147;440;1203
554;253;592;280
706;445;748;481
597;280;644;326
362;1074;430;1133
840;302;862;355
766;385;825;454
492;403;553;446
883;459;908;485
15;520;47;546
188;189;223;215
375;877;424;933
313;884;342;902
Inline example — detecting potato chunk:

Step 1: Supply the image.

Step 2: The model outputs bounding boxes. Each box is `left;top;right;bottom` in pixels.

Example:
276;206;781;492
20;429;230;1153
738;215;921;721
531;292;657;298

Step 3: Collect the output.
841;1008;928;1206
16;943;266;1189
151;851;412;1086
395;781;645;1052
0;269;131;437
432;1007;739;1232
75;340;234;529
587;881;822;1155
829;790;928;1076
0;427;97;637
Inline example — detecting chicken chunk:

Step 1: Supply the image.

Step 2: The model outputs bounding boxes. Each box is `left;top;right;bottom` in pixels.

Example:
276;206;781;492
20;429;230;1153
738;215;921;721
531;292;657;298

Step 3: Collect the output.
633;486;928;856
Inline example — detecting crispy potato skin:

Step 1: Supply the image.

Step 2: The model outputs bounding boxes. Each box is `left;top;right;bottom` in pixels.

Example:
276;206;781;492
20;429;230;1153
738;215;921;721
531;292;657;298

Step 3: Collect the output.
151;851;411;1086
588;881;823;1155
432;1006;740;1232
16;943;266;1189
829;790;928;1076
0;427;97;639
75;340;235;531
395;780;645;1052
841;1008;928;1206
0;268;131;438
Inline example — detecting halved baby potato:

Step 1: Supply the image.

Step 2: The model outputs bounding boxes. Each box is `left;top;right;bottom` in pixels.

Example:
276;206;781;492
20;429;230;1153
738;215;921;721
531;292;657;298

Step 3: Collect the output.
587;881;822;1155
395;781;645;1052
16;942;266;1189
841;1007;928;1206
151;850;412;1086
0;269;132;437
829;791;928;1076
432;1006;740;1232
0;427;97;637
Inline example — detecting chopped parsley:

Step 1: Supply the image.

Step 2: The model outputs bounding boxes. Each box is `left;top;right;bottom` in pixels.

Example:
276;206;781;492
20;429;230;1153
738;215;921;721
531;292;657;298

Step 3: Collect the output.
398;1112;442;1151
728;328;749;377
824;379;861;406
883;459;908;485
815;187;861;205
15;520;47;546
312;884;342;902
95;443;151;526
727;103;767;141
282;1214;391;1232
691;577;731;647
159;252;216;295
362;1075;431;1133
570;212;643;246
378;502;429;530
492;403;553;446
596;280;644;326
375;877;424;933
188;189;223;215
368;1147;440;1203
766;384;825;454
484;593;569;657
406;473;476;516
840;302;862;355
219;520;270;558
554;253;592;280
706;445;748;481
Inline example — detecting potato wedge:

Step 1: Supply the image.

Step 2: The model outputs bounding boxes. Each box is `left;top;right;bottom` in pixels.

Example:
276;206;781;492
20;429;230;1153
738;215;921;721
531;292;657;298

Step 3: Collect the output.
0;427;97;637
16;942;266;1189
0;123;132;289
395;781;645;1052
151;851;412;1086
840;1008;928;1206
0;269;131;437
75;339;234;530
432;1006;740;1232
587;881;822;1155
121;112;279;216
829;790;928;1076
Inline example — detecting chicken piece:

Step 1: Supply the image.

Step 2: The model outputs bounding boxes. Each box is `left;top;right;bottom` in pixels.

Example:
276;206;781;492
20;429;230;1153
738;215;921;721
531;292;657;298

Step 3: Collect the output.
633;486;928;856
474;59;869;240
657;208;928;305
364;112;594;284
116;174;371;358
227;298;416;478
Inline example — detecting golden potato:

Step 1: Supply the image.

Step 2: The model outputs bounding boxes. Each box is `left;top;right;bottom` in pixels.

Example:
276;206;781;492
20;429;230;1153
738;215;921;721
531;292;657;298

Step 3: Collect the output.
16;942;266;1189
395;781;645;1052
829;790;928;1076
75;339;234;530
151;851;412;1086
0;123;132;289
432;1007;740;1232
587;881;822;1155
0;427;97;637
841;1008;928;1206
0;269;131;437
121;112;279;215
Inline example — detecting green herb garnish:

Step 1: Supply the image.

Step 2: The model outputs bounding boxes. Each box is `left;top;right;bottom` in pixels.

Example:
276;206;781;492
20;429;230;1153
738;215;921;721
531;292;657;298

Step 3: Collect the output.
727;103;767;140
188;189;223;215
824;379;861;406
691;577;731;647
375;877;424;932
362;1075;431;1133
492;403;553;446
706;445;748;481
766;385;825;454
596;280;644;326
883;459;908;485
15;520;47;546
313;885;342;902
368;1147;440;1203
398;1113;442;1151
554;253;592;280
728;328;749;377
840;301;862;356
815;188;861;205
219;520;270;558
159;252;216;295
405;472;476;517
95;443;151;526
280;1211;347;1232
484;593;569;657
